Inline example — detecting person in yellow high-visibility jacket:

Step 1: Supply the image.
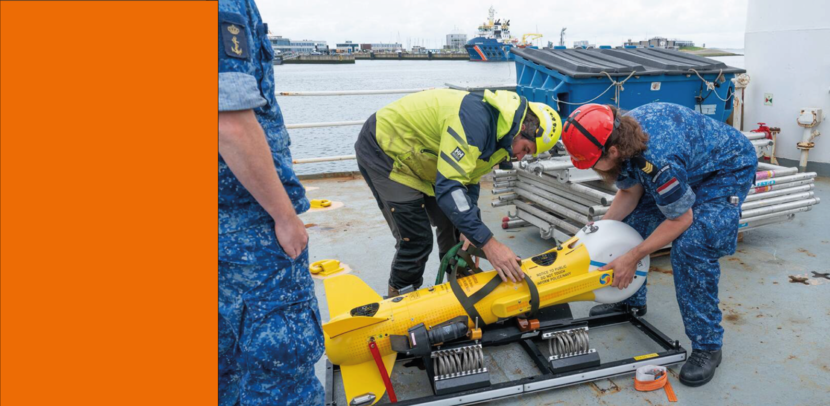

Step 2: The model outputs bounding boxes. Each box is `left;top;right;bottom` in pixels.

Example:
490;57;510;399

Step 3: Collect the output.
354;89;562;296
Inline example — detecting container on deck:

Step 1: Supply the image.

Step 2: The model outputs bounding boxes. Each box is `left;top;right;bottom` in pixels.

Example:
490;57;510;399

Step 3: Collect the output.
511;48;746;122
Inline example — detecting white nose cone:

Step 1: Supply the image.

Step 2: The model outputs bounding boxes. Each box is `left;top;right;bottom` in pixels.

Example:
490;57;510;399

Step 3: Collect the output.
572;220;650;304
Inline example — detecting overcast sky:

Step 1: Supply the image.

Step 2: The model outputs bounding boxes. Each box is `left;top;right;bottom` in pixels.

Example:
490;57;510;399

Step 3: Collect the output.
256;0;748;50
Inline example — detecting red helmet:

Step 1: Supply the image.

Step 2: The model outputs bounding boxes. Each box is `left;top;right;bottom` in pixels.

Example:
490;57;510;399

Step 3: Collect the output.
561;104;620;169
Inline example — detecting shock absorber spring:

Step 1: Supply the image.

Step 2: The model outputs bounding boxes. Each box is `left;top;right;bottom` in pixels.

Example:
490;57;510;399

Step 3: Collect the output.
432;344;486;380
543;326;591;358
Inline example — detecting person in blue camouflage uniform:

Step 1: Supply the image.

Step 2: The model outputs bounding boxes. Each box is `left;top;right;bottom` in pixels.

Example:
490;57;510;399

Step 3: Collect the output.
562;103;756;387
218;0;323;404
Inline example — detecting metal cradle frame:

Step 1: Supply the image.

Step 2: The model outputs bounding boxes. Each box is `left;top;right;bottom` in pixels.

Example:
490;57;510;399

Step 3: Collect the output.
324;306;687;406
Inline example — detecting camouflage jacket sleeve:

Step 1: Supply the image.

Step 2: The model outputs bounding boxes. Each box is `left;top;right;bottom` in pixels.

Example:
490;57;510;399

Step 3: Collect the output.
635;156;696;219
218;1;266;112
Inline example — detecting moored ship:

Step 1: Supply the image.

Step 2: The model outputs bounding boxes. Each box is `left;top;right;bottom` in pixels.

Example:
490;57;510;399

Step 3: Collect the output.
465;7;540;62
465;7;516;62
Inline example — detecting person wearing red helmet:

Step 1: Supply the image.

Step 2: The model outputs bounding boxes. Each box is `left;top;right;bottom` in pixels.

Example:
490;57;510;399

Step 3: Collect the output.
562;103;757;387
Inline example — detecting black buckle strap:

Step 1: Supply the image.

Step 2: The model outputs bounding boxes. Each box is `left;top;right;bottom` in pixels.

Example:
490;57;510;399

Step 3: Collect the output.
447;263;501;325
524;274;540;317
455;247;486;274
448;254;541;322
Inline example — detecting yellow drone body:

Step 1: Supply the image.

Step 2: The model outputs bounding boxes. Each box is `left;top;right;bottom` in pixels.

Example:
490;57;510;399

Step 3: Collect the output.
322;220;649;405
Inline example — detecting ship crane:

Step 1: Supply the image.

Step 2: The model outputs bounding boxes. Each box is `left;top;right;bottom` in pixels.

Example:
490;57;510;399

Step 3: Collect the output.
519;33;543;48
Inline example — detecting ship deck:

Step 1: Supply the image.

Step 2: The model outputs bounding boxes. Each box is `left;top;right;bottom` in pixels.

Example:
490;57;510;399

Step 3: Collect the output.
302;174;830;406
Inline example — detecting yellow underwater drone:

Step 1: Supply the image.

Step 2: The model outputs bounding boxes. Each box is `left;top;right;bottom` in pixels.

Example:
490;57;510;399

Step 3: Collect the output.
323;220;650;405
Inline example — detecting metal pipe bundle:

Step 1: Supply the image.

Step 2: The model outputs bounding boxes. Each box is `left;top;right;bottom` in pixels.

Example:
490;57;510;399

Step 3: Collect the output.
736;163;821;233
740;198;820;219
753;172;816;188
491;155;820;240
516;174;603;208
514;188;591;225
514;200;581;235
515;183;593;217
739;206;814;229
517;172;615;205
741;191;814;210
744;184;813;202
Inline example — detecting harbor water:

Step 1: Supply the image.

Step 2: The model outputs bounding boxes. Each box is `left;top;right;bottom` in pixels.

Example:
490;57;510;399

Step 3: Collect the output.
280;56;744;175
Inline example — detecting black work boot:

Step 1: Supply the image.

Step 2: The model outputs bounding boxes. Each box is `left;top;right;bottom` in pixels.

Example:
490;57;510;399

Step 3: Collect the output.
680;349;722;387
588;303;647;317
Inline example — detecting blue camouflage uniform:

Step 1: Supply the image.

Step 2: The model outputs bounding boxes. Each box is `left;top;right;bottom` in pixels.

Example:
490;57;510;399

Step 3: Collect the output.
614;103;757;351
218;0;324;404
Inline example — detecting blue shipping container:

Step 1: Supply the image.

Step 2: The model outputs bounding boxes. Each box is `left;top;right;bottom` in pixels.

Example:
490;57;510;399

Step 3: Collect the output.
511;48;746;122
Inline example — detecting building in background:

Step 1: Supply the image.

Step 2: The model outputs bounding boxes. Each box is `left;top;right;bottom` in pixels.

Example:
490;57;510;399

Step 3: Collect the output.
336;41;359;53
268;36;328;54
573;40;596;49
360;43;372;52
269;36;290;53
369;43;403;53
623;37;694;49
446;33;467;50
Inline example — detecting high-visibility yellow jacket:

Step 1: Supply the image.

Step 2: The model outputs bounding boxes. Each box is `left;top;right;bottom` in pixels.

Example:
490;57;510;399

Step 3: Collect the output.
370;88;528;247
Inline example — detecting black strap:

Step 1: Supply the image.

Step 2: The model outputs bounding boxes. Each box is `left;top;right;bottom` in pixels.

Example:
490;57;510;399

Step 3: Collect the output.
448;259;541;321
456;247;487;274
447;246;495;323
448;265;502;324
524;274;540;317
565;117;605;150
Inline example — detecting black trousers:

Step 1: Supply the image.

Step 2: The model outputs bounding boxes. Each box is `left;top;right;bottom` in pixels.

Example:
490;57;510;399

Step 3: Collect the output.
357;161;458;289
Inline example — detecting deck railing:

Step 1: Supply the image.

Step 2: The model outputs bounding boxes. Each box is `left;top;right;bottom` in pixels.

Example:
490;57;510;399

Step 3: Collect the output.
280;87;445;164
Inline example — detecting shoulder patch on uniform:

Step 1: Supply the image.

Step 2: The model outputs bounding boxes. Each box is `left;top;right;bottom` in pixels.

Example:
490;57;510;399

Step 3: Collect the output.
652;164;671;182
631;156;655;175
451;147;465;161
221;19;249;59
656;177;680;196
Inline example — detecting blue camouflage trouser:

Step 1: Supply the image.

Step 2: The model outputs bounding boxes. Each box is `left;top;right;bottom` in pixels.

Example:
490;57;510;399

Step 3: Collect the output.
219;222;324;406
620;167;755;351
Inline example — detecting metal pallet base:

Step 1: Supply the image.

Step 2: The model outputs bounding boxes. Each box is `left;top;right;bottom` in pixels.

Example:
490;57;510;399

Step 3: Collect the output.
324;306;687;406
